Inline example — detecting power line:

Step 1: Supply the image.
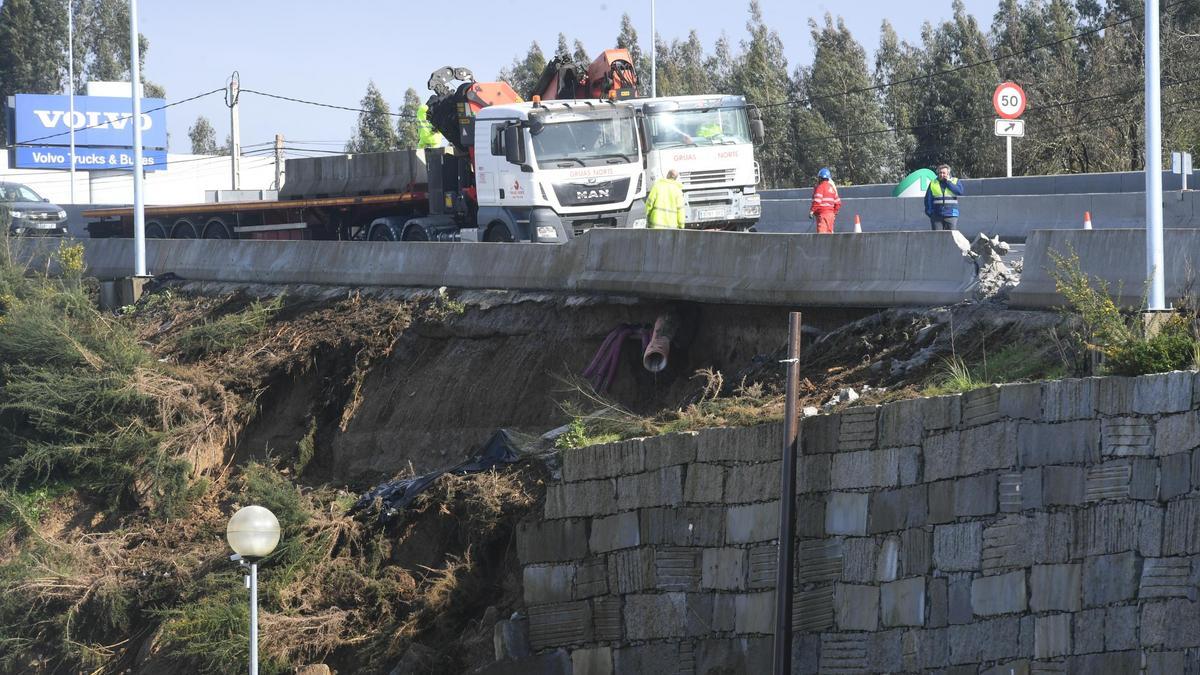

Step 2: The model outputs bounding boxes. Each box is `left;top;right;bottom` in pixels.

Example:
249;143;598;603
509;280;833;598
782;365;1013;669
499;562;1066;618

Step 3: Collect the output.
776;74;1200;147
240;88;416;119
759;0;1187;112
12;88;226;146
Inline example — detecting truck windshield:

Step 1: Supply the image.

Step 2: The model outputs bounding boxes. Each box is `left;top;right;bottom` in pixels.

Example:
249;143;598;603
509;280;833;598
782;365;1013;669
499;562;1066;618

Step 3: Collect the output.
646;107;751;150
530;114;639;169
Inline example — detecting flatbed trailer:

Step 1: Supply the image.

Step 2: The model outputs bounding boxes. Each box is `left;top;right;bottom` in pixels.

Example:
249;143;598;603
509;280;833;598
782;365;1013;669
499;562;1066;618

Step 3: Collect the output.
83;190;430;240
85;150;436;241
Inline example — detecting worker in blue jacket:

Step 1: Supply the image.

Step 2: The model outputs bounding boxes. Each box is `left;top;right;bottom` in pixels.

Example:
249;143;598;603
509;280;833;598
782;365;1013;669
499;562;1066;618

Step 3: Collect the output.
924;163;964;230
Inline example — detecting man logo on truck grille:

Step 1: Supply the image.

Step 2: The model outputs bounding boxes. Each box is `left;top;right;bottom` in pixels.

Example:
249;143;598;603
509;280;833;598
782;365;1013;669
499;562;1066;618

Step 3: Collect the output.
576;188;611;201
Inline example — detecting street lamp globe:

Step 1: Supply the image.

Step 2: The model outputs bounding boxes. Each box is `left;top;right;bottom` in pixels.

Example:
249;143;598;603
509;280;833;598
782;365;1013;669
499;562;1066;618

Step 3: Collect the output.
226;505;280;559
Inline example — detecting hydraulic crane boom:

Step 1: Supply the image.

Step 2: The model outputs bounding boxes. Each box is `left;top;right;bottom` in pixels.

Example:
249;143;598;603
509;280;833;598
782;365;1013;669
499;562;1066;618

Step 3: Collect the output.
528;49;638;101
425;66;523;152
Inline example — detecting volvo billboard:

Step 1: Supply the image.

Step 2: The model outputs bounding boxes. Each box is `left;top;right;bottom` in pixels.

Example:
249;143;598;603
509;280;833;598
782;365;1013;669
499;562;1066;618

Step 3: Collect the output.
8;93;168;171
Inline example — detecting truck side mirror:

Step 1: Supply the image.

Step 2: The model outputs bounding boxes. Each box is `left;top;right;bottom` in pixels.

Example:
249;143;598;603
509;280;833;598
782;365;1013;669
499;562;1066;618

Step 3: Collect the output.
750;119;765;145
503;125;526;165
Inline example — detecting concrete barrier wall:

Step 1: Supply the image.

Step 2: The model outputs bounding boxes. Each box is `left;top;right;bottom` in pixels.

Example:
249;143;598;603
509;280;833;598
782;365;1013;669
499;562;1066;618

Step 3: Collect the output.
1010;228;1200;309
576;230;976;307
759;192;1199;240
762;170;1186;201
516;371;1200;673
73;229;979;308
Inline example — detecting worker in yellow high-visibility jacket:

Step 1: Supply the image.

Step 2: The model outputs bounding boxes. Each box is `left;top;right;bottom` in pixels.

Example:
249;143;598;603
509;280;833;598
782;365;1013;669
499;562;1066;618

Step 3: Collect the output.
416;104;445;149
646;168;686;229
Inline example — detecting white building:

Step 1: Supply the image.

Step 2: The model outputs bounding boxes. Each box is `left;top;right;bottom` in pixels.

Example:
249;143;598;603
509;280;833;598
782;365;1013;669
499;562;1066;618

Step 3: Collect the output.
0;151;278;207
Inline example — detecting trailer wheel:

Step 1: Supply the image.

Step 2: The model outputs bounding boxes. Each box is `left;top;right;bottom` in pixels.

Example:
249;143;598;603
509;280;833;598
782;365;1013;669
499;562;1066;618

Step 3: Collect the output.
368;222;400;241
145;221;166;238
203;219;232;239
172;219;198;239
484;222;514;242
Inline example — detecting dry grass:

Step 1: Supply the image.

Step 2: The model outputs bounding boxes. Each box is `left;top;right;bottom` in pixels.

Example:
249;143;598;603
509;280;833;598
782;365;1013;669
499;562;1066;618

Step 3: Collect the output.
555;368;784;449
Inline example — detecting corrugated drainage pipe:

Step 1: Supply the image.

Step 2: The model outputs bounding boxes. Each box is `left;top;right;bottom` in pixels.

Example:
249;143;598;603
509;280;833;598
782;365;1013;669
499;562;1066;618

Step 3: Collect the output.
643;313;678;373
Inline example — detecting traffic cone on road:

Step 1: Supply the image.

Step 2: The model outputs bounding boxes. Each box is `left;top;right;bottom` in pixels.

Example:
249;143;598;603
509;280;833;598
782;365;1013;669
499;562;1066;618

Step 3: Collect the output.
854;214;863;233
1083;211;1093;230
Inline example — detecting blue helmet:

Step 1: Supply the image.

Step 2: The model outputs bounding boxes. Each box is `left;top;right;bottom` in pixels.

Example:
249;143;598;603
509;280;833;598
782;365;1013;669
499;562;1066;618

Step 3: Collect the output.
818;167;832;180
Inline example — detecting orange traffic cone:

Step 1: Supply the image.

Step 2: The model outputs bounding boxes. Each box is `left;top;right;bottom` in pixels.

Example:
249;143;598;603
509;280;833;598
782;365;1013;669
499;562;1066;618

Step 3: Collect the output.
854;214;862;233
1083;211;1093;230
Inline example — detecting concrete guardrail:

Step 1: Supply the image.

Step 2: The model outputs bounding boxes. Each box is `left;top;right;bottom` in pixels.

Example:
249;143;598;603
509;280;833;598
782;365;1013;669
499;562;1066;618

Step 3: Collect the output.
1010;228;1200;309
759;191;1199;240
69;229;979;308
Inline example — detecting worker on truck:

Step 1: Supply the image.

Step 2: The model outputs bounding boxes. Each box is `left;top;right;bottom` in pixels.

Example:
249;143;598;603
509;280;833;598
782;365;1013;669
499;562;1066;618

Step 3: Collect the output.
416;104;445;149
809;167;841;234
646;169;686;229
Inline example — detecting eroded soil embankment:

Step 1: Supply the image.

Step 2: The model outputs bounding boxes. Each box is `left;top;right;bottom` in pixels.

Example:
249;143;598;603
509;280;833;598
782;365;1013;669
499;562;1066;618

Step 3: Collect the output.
222;285;819;483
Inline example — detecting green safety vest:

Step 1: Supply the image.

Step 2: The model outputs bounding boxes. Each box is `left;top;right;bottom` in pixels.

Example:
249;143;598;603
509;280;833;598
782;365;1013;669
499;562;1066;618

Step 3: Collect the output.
646;178;686;229
696;122;722;138
417;105;445;149
928;178;960;208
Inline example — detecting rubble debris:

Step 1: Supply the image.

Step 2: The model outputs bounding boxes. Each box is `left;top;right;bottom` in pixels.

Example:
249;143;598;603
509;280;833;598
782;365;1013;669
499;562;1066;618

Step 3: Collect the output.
969;233;1020;301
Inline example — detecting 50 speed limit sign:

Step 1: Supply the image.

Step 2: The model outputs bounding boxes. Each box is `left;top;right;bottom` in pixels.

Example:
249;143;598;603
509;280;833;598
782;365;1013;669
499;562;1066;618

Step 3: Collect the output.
993;82;1027;119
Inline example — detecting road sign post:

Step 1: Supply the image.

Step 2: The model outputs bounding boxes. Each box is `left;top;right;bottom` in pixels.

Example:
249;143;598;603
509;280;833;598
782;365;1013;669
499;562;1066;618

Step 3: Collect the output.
1172;151;1193;193
993;82;1027;178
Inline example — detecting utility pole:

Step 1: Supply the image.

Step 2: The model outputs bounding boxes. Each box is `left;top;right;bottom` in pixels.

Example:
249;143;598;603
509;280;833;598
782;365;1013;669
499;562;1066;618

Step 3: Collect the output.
772;312;802;675
68;0;75;204
650;0;656;97
273;134;284;190
129;0;146;277
228;71;242;191
1145;0;1165;310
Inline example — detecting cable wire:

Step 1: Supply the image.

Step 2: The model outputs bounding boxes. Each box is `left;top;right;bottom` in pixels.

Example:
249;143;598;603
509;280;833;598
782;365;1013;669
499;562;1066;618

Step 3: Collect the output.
776;74;1200;147
240;88;416;119
12;88;226;146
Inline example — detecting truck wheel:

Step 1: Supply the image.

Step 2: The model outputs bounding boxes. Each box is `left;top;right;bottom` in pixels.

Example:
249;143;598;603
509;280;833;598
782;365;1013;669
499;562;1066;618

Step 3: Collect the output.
402;224;429;241
203;219;232;239
172;219;198;239
146;221;166;238
369;222;400;241
484;222;514;242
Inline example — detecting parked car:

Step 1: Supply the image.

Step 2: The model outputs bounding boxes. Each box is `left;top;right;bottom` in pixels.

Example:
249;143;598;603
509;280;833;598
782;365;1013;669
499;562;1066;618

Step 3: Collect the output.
0;182;68;236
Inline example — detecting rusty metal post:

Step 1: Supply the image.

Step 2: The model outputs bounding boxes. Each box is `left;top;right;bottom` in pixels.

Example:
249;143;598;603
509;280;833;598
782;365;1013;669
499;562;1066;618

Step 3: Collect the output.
772;311;802;674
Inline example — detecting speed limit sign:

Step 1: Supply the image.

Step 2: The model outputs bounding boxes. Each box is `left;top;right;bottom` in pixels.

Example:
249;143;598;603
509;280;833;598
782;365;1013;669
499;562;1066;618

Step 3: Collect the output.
993;82;1027;119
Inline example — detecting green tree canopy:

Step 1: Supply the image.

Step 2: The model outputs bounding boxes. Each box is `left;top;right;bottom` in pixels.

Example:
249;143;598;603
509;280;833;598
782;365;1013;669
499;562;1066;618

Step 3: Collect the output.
345;81;398;153
397;88;422;151
187;115;222;155
497;41;545;99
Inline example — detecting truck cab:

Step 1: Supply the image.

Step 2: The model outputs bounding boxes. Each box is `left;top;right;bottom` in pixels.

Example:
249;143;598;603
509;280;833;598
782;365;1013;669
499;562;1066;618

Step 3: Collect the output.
636;95;763;230
472;100;647;242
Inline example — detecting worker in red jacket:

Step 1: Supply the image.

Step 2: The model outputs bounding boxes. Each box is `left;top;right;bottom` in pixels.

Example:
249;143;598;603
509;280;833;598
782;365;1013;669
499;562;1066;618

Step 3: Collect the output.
809;167;841;233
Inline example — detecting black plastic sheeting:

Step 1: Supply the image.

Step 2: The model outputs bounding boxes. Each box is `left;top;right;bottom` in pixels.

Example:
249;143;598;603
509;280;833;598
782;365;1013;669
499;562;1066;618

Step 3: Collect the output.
349;429;522;525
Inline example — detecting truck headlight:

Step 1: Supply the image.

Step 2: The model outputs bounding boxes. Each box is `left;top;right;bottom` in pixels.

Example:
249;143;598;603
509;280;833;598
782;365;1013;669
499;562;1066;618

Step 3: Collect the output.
9;210;24;219
57;209;67;219
536;225;557;240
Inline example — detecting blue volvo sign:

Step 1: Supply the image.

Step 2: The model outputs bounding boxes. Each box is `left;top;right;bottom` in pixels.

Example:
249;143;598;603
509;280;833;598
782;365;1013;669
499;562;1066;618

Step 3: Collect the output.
11;93;167;148
14;146;168;171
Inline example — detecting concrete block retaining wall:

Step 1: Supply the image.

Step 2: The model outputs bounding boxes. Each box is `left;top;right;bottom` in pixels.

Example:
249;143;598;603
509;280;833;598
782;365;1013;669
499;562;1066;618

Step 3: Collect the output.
519;371;1200;673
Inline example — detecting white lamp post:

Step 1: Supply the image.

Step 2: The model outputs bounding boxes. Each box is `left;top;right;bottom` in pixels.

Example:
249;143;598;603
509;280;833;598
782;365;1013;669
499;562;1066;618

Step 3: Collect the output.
226;505;280;675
